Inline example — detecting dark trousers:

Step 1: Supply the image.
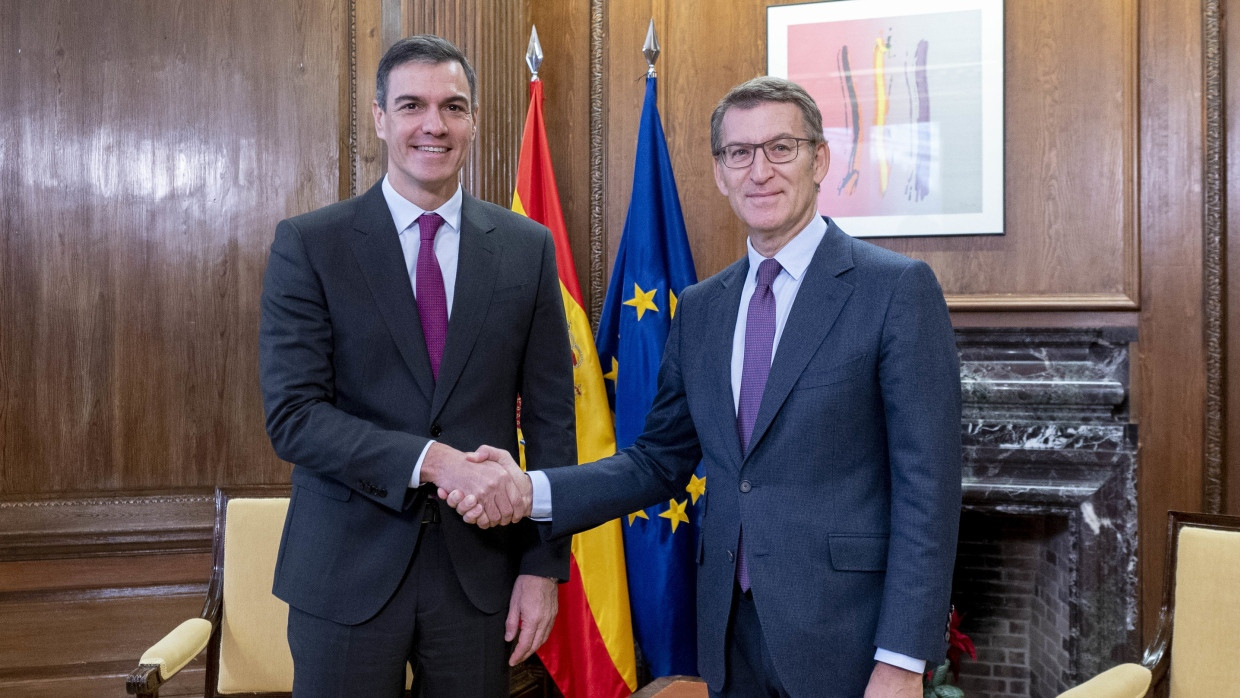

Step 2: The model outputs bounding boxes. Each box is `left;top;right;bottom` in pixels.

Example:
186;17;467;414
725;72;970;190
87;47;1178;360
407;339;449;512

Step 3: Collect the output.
710;583;791;698
287;509;509;698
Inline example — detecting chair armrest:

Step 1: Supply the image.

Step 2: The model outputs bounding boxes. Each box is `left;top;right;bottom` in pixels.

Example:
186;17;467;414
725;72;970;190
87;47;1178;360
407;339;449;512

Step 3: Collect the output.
1056;663;1152;698
126;618;213;696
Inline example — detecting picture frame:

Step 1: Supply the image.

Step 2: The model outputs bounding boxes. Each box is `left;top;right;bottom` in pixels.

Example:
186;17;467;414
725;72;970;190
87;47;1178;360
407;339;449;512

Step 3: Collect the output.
768;0;1004;237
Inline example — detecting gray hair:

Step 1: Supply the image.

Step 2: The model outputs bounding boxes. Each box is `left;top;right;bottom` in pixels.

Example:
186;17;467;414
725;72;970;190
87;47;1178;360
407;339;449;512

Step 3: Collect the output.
375;34;477;111
709;76;823;154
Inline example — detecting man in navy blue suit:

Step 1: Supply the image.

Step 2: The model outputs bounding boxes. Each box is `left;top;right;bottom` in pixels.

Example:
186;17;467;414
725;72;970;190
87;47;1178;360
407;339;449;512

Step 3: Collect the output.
259;35;575;698
452;76;962;698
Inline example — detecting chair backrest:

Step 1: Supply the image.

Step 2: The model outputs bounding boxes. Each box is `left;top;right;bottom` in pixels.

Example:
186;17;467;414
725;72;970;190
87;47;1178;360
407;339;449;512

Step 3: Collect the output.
1166;512;1240;696
213;489;294;695
204;487;418;696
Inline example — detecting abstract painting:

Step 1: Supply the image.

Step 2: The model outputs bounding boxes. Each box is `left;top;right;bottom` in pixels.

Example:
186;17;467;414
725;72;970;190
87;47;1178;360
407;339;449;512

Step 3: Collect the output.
768;0;1003;237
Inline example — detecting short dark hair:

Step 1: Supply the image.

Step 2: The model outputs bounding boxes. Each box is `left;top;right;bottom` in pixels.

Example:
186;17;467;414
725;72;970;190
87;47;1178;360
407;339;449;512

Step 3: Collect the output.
710;76;823;154
375;34;477;111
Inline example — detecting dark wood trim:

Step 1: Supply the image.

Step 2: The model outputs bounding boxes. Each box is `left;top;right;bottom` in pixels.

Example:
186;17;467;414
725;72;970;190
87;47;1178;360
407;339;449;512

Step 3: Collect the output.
588;0;606;328
0;492;215;562
1203;0;1226;514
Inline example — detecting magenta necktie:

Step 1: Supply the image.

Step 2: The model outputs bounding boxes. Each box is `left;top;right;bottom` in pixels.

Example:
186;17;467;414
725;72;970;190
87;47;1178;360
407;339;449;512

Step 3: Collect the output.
736;257;781;592
415;212;448;380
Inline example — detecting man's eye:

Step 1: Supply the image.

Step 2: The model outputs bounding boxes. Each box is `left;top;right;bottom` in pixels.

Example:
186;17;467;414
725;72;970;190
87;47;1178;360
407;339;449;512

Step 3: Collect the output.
769;143;793;155
728;147;752;160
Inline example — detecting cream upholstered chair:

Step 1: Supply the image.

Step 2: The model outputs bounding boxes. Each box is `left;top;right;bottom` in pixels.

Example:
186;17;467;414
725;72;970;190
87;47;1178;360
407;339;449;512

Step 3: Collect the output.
127;486;298;697
1058;510;1240;698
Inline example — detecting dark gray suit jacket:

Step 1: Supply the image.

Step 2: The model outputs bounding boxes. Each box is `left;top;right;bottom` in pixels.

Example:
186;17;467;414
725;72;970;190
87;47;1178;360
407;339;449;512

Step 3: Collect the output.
259;181;576;625
544;219;961;697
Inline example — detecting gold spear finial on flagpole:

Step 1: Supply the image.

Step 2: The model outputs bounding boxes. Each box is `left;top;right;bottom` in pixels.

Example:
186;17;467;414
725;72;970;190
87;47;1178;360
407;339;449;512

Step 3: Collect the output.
526;25;543;81
643;19;660;78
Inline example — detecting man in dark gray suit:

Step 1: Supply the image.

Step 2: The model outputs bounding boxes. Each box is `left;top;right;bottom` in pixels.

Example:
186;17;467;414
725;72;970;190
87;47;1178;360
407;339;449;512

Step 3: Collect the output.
452;77;962;698
259;34;575;698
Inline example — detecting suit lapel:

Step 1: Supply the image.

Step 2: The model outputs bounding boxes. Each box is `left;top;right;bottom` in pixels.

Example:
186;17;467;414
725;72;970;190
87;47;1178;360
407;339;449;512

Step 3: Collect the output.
701;260;747;472
429;194;498;420
346;182;435;402
745;221;855;459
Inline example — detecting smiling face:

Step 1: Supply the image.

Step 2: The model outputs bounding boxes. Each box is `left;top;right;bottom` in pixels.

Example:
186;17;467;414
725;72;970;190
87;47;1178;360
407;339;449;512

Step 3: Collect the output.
712;101;829;256
373;59;477;209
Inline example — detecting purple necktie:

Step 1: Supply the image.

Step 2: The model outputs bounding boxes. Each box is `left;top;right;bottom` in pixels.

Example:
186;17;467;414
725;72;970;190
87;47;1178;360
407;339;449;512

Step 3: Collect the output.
415;212;448;380
736;257;781;592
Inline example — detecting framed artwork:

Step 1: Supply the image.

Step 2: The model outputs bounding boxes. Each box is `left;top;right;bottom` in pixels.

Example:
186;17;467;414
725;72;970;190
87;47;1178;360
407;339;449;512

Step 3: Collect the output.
768;0;1004;237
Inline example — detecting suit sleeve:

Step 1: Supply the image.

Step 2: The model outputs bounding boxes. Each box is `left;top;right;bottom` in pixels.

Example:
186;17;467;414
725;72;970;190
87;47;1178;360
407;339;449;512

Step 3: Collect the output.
512;230;577;578
259;219;429;512
873;260;963;662
544;287;702;539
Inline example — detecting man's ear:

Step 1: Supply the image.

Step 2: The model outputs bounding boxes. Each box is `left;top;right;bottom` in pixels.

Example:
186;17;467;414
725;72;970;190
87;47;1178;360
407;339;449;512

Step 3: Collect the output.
813;140;830;185
712;157;729;197
372;100;387;141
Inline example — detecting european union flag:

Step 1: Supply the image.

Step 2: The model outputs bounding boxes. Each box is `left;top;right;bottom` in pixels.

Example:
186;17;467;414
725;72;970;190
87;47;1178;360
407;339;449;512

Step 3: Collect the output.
596;75;700;678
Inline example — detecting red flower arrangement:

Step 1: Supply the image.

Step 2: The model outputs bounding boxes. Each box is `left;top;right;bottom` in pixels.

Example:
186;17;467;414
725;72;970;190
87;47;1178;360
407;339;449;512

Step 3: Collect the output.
923;606;977;697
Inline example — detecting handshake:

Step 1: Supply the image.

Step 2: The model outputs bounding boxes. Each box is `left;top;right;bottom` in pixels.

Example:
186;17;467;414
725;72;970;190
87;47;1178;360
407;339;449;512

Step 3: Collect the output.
427;443;530;528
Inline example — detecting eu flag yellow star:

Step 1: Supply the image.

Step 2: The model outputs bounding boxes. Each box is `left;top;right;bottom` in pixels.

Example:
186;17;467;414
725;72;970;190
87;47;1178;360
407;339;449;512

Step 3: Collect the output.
602;356;618;383
627;509;649;526
685;473;706;504
658;498;690;533
623;283;659;321
670;289;679;319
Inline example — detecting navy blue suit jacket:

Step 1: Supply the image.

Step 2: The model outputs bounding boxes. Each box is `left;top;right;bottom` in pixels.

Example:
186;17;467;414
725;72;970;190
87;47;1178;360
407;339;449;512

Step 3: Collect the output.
259;181;576;625
544;219;961;696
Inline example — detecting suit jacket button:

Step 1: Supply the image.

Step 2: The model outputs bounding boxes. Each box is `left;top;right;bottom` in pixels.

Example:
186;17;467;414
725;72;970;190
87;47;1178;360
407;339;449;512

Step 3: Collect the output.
429;424;443;437
376;487;388;498
739;480;752;493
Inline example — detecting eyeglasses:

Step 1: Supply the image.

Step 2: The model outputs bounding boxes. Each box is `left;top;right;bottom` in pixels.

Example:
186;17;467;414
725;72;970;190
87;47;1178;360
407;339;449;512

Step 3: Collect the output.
714;137;818;169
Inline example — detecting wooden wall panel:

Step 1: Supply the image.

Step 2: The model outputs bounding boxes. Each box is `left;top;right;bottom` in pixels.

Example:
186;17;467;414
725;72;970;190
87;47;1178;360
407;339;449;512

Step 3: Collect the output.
529;0;595;314
0;493;214;695
0;0;347;494
1136;0;1206;642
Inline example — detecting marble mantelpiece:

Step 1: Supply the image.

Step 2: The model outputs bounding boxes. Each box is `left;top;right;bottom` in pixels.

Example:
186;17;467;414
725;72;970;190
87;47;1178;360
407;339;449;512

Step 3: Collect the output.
953;328;1138;696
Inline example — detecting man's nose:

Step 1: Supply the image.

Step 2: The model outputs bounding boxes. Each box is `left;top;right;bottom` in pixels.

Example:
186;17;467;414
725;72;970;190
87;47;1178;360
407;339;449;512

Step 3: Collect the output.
748;147;774;180
421;108;448;135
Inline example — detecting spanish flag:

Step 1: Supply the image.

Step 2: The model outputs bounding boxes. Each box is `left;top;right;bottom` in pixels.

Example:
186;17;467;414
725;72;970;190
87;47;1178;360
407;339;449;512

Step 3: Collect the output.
512;76;638;697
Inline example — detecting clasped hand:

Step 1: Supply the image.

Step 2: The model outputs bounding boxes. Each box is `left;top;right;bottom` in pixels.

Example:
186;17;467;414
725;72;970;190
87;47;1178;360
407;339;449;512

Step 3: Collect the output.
432;444;529;528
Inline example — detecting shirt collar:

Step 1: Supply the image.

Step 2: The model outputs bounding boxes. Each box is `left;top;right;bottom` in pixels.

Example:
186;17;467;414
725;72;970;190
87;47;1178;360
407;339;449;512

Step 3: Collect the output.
381;175;464;234
745;214;827;283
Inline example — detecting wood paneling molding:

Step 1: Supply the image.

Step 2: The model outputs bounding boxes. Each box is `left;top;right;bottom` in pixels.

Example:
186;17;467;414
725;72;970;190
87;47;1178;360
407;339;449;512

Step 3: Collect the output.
0;492;214;561
1203;0;1226;513
1227;0;1240;518
944;293;1141;311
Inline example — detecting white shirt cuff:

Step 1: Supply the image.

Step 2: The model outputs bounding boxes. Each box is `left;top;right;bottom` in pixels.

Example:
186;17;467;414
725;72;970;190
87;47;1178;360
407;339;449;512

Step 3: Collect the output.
409;440;434;488
874;648;926;675
527;469;552;520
